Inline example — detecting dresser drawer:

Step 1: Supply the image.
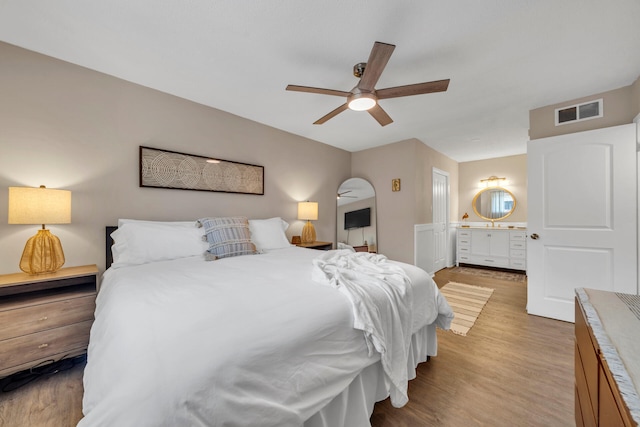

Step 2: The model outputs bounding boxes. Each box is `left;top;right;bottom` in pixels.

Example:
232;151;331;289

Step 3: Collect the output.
458;254;471;262
458;246;470;254
510;259;527;270
0;320;92;372
510;231;526;240
510;241;526;250
510;249;526;259
0;295;95;341
471;256;509;268
458;230;471;239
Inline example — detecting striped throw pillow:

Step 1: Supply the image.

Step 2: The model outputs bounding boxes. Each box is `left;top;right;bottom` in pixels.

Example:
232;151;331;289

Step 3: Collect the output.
198;216;256;260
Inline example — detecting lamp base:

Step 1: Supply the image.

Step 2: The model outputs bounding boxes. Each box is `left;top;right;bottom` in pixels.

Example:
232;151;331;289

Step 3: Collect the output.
301;221;316;244
19;229;65;274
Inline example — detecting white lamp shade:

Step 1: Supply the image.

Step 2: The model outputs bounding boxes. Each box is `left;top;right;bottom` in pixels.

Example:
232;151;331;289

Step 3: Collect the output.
8;186;72;225
297;201;318;221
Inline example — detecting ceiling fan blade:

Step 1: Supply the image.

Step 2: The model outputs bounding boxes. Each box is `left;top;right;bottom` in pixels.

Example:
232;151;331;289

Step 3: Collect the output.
376;79;450;99
286;85;351;97
368;104;393;126
314;103;349;125
358;42;395;92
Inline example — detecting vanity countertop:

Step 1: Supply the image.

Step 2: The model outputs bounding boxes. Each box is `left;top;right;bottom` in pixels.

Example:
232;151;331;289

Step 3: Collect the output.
459;225;526;230
576;287;640;424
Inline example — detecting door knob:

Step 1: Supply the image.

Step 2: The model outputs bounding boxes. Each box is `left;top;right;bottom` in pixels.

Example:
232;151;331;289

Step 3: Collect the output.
530;233;539;240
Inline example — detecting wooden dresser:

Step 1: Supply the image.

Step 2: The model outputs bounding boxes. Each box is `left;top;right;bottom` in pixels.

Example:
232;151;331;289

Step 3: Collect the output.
575;288;640;426
0;265;98;378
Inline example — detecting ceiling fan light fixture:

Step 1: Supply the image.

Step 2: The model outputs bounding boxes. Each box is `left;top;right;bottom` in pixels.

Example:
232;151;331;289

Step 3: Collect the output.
348;93;376;111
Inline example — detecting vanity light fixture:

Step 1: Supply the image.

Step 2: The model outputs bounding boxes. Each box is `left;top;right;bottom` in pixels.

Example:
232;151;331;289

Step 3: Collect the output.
480;176;506;187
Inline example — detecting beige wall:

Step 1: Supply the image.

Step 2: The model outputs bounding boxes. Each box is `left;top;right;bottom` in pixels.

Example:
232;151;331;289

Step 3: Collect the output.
529;84;636;140
459;154;527;223
351;139;458;264
0;42;351;274
632;76;640;118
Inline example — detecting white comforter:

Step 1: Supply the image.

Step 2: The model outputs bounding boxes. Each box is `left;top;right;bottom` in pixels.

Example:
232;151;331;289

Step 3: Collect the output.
80;247;451;427
312;250;420;407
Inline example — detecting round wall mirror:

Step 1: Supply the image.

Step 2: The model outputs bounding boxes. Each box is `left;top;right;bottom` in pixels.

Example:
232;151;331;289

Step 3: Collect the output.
336;178;377;252
472;187;516;221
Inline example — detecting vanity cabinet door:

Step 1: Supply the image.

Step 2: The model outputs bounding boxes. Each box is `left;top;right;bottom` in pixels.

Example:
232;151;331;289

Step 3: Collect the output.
470;230;509;257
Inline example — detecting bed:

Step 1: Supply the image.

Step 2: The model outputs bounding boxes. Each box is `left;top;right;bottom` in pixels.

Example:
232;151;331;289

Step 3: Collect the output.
80;217;453;426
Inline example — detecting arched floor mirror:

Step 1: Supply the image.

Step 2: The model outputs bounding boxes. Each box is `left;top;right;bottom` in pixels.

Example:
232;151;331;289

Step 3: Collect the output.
336;178;377;252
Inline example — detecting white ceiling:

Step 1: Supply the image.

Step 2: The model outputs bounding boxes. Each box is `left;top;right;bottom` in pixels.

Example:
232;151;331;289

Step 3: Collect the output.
1;1;639;162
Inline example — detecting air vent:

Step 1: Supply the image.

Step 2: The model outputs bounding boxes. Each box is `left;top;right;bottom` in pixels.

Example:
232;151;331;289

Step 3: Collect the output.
555;99;603;126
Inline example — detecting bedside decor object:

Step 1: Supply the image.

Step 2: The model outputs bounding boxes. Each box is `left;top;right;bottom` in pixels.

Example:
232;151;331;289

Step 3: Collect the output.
291;236;301;244
8;186;71;275
392;179;401;192
140;146;264;195
298;201;318;244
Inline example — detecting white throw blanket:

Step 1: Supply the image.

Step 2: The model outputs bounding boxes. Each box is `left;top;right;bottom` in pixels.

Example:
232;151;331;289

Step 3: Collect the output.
312;250;414;407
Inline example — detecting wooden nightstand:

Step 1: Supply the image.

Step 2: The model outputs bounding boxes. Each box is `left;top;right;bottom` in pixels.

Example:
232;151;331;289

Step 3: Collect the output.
0;265;98;379
295;241;333;251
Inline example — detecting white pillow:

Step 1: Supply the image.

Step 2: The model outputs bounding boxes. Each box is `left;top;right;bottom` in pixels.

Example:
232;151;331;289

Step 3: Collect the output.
111;220;207;267
117;218;198;228
248;217;292;251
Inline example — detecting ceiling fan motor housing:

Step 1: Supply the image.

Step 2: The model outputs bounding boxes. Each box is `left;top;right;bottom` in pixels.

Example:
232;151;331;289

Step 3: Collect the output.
353;62;367;78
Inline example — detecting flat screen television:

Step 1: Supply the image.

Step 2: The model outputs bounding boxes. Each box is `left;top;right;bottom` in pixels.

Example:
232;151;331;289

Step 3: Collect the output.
344;207;371;230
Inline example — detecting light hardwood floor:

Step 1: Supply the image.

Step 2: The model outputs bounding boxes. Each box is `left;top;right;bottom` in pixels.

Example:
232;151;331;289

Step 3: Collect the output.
371;268;575;426
0;268;574;427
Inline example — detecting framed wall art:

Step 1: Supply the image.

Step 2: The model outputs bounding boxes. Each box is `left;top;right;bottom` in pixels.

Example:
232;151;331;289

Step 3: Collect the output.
139;146;264;195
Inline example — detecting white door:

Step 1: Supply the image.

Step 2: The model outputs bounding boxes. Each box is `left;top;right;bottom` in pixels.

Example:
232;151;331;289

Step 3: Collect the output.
527;124;637;322
432;168;449;272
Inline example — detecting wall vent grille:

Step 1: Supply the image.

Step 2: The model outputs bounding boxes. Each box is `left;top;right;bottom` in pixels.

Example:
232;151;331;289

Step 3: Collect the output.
555;99;603;126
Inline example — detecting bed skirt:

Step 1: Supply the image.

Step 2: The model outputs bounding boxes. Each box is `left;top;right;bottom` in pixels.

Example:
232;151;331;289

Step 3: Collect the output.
304;322;437;427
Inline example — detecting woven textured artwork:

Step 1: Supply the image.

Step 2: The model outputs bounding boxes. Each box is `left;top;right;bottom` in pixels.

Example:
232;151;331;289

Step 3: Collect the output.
140;146;264;195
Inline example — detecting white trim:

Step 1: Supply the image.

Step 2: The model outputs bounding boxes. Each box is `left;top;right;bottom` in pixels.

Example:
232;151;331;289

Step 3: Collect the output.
414;224;436;277
432;167;450;269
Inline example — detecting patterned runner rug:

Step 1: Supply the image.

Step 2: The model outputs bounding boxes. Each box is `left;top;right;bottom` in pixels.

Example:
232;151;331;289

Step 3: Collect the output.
449;266;526;282
440;282;494;336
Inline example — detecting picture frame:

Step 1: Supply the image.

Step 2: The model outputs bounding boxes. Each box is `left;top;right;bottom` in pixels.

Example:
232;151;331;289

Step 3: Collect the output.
139;146;264;195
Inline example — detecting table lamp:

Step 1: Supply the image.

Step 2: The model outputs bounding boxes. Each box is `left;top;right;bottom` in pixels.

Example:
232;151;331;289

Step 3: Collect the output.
8;185;72;274
297;201;318;244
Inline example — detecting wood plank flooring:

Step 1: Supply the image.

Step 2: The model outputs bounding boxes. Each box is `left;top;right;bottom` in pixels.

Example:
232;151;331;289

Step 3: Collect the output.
0;267;574;427
371;267;575;427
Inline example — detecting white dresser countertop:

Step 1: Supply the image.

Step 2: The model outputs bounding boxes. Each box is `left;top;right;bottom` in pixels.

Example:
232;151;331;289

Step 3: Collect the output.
577;287;640;425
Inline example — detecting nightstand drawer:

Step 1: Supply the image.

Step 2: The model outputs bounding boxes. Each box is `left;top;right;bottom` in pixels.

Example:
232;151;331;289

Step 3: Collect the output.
0;295;95;341
0;320;92;372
